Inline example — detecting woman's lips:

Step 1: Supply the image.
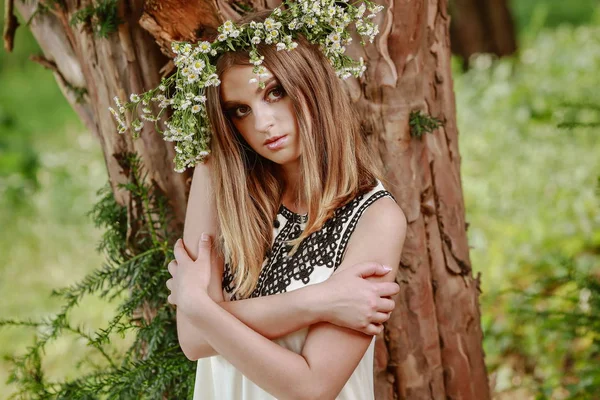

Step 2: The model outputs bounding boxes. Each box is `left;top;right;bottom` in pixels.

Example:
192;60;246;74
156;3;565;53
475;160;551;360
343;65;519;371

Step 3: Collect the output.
265;135;288;150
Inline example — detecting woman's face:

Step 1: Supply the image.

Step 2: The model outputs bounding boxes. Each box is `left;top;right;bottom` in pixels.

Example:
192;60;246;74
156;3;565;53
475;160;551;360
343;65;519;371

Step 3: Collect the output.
220;65;301;167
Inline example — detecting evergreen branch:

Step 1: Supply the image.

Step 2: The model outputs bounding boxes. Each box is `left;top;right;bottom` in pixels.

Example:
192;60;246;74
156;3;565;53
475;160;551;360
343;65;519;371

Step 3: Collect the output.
409;110;443;139
69;0;123;39
0;317;118;370
4;153;185;397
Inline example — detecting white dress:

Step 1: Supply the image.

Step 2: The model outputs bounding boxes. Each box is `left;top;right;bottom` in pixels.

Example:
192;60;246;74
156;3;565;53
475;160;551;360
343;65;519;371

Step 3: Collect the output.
193;180;395;400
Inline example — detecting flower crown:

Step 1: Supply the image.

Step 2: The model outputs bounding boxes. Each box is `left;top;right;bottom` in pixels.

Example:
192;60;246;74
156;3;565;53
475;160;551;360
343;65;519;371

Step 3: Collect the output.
109;0;384;172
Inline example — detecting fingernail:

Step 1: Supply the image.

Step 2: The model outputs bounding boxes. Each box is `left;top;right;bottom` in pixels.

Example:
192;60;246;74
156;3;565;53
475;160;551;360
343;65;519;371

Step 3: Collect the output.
383;265;392;271
201;233;209;242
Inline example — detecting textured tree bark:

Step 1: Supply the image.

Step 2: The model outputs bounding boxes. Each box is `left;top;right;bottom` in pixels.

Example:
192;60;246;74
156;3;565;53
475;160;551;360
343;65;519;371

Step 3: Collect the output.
449;0;517;67
11;0;489;397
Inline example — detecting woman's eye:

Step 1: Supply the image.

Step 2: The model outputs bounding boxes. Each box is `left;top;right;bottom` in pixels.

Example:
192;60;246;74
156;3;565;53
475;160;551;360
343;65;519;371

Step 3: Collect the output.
267;86;285;101
234;106;250;118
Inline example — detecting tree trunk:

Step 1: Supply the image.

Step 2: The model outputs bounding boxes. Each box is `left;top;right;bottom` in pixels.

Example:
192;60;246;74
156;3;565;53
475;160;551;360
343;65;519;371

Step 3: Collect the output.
10;0;489;398
449;0;517;67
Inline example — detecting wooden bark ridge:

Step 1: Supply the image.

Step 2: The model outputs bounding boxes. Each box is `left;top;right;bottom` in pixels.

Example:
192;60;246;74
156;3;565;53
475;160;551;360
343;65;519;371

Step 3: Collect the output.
9;0;490;398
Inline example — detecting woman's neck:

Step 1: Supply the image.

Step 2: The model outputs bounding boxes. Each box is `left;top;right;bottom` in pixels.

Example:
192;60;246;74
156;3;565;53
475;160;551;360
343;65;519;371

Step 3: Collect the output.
280;162;307;214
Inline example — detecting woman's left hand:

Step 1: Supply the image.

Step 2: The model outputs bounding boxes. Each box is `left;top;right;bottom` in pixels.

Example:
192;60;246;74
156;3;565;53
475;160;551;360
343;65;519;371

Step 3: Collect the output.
166;233;214;314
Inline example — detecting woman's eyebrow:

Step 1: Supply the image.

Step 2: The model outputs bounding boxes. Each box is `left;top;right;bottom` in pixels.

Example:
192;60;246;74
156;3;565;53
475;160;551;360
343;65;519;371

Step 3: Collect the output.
222;77;278;108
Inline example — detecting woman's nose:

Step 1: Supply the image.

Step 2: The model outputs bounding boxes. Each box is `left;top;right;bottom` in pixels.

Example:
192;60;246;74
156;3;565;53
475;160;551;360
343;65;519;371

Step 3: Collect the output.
253;103;275;133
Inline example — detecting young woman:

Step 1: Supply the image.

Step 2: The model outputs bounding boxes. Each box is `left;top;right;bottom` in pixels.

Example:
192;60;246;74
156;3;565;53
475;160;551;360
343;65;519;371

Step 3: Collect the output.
166;10;407;400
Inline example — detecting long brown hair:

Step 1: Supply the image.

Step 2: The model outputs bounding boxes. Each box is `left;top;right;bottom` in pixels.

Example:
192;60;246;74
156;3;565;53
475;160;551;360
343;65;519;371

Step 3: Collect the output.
205;10;382;299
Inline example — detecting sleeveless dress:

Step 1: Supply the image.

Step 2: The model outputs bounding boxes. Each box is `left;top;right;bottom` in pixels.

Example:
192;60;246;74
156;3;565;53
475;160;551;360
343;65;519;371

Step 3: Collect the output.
193;180;395;400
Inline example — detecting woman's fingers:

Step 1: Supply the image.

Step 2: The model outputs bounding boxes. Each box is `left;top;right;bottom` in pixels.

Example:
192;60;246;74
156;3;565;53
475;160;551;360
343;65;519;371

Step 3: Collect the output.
167;294;175;305
364;323;384;336
168;260;177;276
166;278;172;290
377;298;395;313
371;312;392;324
375;282;400;297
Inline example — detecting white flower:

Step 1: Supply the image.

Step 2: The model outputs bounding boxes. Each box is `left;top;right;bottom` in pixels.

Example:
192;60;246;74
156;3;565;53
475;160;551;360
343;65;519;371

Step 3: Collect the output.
210;49;217;56
182;43;192;55
276;42;286;51
249;78;258;84
199;150;210;157
251;36;261;44
264;18;276;30
191;104;202;113
329;32;341;43
356;3;366;18
217;33;228;42
188;73;199;83
159;84;166;91
113;96;122;107
198;41;211;53
206;73;220;86
181;67;191;77
230;30;240;38
141;114;158;122
132;120;143;132
192;60;205;72
370;4;385;14
223;20;234;32
273;7;282;16
194;95;207;103
142;107;152;114
130;94;140;102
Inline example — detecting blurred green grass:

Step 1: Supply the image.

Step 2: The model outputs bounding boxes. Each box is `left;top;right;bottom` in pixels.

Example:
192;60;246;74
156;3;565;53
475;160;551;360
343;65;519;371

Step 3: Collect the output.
0;0;599;399
0;8;111;398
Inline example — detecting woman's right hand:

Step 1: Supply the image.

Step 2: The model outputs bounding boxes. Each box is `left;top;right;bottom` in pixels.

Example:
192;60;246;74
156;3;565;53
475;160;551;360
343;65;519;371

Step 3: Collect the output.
319;262;400;335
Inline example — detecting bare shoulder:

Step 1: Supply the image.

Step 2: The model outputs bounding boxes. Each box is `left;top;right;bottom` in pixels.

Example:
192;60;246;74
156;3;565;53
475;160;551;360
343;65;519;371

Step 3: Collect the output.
339;194;407;278
356;195;407;235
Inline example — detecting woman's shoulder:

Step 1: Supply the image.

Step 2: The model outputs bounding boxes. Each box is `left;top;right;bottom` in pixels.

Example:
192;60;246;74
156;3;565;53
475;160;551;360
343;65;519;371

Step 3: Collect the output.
334;179;405;240
334;179;406;271
337;178;397;217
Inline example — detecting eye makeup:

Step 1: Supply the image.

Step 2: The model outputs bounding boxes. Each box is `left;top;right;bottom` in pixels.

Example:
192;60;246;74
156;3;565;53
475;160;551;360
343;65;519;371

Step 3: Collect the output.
225;82;286;120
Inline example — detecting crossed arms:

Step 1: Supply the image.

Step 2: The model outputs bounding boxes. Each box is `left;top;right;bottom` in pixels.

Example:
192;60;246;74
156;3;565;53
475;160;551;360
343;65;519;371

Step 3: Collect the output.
174;159;406;399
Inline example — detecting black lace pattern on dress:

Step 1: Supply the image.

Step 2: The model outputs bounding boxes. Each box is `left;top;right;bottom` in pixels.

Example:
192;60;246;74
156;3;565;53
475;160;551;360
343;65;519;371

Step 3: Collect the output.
222;187;395;300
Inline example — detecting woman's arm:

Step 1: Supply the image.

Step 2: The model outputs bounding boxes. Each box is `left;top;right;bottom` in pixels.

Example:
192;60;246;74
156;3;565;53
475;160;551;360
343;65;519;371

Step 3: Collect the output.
178;161;399;360
181;197;407;399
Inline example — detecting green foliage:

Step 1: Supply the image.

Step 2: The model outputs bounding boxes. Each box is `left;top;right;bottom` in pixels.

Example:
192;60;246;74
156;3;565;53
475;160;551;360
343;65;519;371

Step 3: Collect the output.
557;101;600;129
70;0;123;39
0;154;195;399
454;18;600;397
408;111;443;139
510;0;600;36
0;111;39;209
